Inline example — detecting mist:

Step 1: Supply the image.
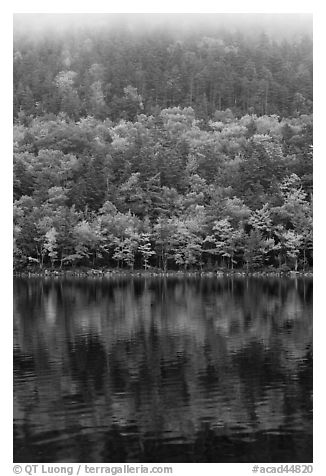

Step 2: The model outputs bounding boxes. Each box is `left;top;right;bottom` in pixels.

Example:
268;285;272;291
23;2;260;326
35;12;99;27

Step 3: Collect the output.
14;13;312;41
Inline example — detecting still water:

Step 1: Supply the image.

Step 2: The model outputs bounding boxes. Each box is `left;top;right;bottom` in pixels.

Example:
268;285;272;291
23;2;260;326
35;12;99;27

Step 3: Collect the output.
13;277;312;463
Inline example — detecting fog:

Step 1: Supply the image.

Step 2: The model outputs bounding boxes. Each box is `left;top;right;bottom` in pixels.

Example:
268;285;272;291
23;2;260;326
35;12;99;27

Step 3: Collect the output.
13;13;312;40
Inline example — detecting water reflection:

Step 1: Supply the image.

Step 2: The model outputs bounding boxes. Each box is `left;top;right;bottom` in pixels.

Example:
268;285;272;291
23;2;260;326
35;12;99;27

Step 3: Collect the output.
13;277;312;463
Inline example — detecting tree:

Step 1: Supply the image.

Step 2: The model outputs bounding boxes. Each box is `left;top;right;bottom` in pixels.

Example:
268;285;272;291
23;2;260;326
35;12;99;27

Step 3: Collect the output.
138;233;155;270
54;71;81;119
13;153;34;200
171;218;203;270
211;219;242;270
52;206;81;268
242;229;265;271
116;173;146;216
272;173;312;269
153;218;178;271
235;135;286;208
221;196;251;228
73;220;102;266
43;227;58;268
248;203;272;237
30;149;76;204
283;230;304;271
68;155;108;211
112;228;140;270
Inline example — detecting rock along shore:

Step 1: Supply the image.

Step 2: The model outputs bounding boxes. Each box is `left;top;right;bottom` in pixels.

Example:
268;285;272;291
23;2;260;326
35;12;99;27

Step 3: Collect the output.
14;268;313;279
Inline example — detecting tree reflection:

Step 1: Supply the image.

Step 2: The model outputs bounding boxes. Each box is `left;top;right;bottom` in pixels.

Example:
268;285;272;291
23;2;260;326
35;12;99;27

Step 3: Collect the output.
13;277;313;462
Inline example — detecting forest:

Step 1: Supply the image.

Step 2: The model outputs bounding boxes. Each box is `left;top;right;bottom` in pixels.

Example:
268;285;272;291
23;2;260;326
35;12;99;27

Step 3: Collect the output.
13;17;313;273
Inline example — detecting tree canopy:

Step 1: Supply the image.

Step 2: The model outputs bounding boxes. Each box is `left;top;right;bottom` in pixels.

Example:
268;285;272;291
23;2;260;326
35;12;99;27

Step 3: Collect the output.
13;19;313;272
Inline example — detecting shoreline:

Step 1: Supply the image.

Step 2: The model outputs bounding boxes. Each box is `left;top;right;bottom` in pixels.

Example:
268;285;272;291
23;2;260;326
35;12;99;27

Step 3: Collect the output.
13;269;313;279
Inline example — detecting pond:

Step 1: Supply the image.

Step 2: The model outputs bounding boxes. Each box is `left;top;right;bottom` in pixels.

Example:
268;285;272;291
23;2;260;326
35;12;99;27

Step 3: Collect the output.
13;276;313;463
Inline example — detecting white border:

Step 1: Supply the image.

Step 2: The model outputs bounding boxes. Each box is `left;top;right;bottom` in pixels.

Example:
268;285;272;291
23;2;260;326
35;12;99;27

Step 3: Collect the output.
3;2;324;474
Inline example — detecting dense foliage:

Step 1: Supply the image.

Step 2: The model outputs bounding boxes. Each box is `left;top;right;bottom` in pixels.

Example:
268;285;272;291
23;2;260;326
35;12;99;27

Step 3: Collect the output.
13;22;313;272
14;25;312;120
